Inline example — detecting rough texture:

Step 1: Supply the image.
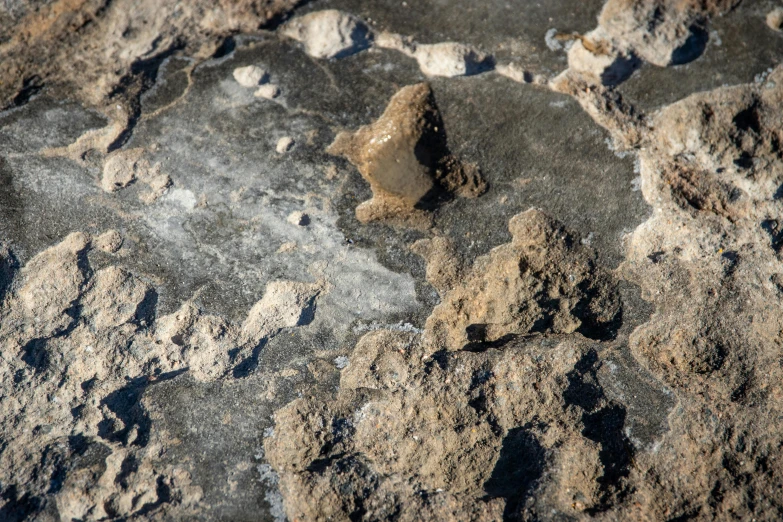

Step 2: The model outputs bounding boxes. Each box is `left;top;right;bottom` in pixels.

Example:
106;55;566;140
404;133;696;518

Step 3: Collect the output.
328;83;486;227
421;209;620;351
0;233;319;520
2;0;783;520
281;9;372;59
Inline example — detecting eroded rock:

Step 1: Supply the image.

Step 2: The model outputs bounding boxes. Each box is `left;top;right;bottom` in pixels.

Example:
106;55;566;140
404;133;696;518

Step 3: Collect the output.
0;234;322;519
328;83;486;227
421;209;620;351
281;9;372;59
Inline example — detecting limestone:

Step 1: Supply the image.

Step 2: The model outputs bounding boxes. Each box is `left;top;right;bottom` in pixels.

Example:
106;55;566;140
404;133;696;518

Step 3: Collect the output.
254;83;281;99
102;149;143;192
328;83;486;226
768;8;783;31
375;33;492;78
233;65;268;87
276;136;295;153
3;0;783;519
281;10;372;59
0;234;322;519
95;230;123;254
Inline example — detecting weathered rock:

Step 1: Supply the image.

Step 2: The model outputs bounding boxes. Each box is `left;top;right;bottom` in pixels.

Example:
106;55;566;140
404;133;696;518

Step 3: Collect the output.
328;82;486;227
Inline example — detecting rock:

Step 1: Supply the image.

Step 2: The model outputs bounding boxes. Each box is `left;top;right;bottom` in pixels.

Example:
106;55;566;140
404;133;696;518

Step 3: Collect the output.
328;83;486;226
276;136;295;153
767;8;783;31
287;211;310;226
254;83;280;99
95;229;123;253
3;0;783;520
281;10;372;59
414;42;490;77
102;149;142;192
233;65;268;87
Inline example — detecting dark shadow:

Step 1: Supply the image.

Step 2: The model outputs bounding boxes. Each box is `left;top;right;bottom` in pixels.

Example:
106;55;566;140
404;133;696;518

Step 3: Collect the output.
107;43;184;153
732;100;762;135
232;338;269;378
462;323;518;352
97;369;185;447
761;220;783;252
465;55;497;76
212;36;236;59
423;349;450;374
332;23;373;59
575;287;623;342
483;426;546;520
563;350;632;511
20;338;50;374
733;151;753;169
411;85;488;211
20;303;84;374
582;405;631;493
0;485;42;522
671;25;709;65
43;435;112;496
133;287;158;328
412;88;458;211
136;475;172;516
8;76;43;109
233;296;317;378
563;349;603;411
601;54;641;86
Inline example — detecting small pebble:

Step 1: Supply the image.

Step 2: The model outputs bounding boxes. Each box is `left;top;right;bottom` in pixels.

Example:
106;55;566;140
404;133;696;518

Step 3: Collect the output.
255;84;281;99
287;211;310;226
767;8;783;31
334;356;350;369
767;7;783;31
95;230;123;253
276;136;295;154
233;65;267;87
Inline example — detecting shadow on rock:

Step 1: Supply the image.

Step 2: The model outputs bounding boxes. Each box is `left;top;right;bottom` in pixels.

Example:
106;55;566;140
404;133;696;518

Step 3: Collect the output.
484;426;546;520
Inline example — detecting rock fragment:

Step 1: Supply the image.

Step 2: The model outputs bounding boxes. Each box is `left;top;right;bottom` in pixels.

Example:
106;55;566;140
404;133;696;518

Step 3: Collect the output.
287;211;310;226
615;65;783;520
553;0;739;88
0;233;322;519
375;33;492;78
255;83;281;99
281;10;372;59
95;229;123;253
414;42;491;77
264;208;629;519
327;83;486;226
767;7;783;31
101;149;143;192
233;65;268;87
242;280;320;343
422;209;619;350
101;148;171;202
276;136;295;153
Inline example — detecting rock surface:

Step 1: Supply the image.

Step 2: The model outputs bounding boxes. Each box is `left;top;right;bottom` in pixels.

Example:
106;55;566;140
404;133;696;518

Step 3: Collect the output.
1;0;783;521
